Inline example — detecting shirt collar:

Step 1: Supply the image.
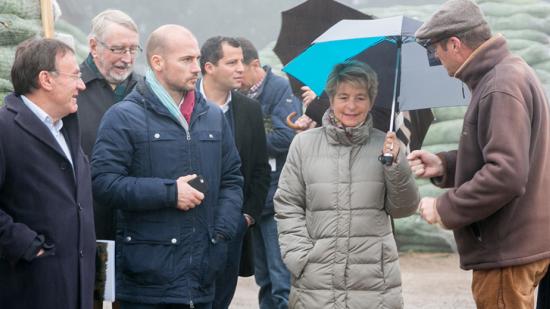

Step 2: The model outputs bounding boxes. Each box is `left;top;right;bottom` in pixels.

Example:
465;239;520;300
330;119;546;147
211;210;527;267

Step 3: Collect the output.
20;95;63;132
199;79;232;112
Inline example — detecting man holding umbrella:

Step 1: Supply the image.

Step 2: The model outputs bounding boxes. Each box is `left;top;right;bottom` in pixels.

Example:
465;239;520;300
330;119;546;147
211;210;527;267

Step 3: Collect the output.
408;0;550;308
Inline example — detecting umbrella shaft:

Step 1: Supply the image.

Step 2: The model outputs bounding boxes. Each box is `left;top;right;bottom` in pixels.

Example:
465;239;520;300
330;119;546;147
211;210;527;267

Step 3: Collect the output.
389;43;401;132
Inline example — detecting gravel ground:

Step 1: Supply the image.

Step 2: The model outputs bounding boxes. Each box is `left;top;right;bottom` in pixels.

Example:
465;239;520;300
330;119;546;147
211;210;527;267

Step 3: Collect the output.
230;252;476;309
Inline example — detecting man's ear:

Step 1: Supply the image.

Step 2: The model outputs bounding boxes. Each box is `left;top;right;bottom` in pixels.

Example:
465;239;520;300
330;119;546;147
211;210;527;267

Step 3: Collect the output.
204;62;215;75
150;54;163;72
251;58;261;69
89;37;99;58
38;71;55;91
449;37;461;51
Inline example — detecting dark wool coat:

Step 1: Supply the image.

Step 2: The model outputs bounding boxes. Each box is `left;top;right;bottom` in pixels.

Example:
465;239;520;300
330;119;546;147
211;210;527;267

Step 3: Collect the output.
77;57;140;240
91;81;243;305
0;94;96;309
229;91;271;276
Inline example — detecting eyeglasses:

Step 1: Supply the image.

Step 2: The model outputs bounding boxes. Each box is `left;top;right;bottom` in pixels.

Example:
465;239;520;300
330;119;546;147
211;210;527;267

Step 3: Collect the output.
50;71;83;81
98;41;142;55
419;37;447;54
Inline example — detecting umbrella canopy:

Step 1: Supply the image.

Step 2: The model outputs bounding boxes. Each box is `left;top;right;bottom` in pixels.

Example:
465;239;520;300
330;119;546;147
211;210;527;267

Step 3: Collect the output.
273;3;434;150
283;16;470;114
273;0;371;123
273;0;370;66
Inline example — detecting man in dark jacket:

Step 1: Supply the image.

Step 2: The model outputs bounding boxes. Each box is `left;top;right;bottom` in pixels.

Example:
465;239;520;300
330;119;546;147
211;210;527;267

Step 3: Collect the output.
199;36;271;309
236;37;302;309
0;38;95;309
92;25;243;309
408;1;550;308
78;9;141;242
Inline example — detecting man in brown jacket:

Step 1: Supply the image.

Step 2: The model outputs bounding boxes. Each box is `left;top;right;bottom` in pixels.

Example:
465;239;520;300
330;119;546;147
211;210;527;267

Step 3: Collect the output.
407;0;550;308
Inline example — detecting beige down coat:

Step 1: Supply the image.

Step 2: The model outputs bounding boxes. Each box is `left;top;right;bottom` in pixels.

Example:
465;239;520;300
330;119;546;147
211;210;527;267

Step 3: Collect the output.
274;114;419;309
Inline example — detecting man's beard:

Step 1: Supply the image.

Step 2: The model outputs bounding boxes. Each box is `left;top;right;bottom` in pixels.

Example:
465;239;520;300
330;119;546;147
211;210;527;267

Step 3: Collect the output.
105;66;132;84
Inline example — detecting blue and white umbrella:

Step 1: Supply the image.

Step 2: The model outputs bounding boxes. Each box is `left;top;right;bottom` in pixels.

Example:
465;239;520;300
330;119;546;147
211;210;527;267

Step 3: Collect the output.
283;16;470;131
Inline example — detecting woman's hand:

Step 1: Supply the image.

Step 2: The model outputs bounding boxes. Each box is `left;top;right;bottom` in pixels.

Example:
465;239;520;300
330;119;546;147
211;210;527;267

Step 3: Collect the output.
383;131;400;158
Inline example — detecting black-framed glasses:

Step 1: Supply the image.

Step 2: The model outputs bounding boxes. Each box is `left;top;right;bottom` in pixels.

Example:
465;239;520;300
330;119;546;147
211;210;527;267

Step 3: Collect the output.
98;41;142;55
419;37;448;54
418;37;447;66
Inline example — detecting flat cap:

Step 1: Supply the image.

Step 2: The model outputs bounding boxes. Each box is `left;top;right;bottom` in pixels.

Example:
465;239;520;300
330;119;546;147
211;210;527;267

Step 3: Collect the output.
415;0;488;40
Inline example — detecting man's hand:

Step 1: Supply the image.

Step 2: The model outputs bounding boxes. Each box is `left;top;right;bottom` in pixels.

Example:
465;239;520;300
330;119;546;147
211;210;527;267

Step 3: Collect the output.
244;214;254;227
176;174;204;211
301;86;316;108
418;197;442;225
407;150;444;178
294;115;317;132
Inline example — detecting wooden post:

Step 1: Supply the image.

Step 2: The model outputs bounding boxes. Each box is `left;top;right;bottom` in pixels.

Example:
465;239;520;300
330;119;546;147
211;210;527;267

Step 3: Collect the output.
40;0;54;38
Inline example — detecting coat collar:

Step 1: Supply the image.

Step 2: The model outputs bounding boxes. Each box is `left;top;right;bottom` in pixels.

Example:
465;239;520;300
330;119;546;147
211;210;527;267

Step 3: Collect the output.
80;54;140;89
5;93;80;164
454;34;510;91
133;80;209;123
323;109;373;146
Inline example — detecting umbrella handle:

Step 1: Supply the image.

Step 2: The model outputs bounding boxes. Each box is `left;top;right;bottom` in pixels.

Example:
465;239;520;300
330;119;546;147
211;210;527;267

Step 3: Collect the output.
286;112;303;130
378;153;394;166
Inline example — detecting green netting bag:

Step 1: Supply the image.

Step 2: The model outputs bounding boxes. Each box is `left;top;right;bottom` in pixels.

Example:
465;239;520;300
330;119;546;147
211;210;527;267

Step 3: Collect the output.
0;78;12;92
516;44;550;65
0;0;41;20
500;29;549;45
422;119;464;147
480;2;550;19
0;45;16;80
487;13;550;35
0;14;41;46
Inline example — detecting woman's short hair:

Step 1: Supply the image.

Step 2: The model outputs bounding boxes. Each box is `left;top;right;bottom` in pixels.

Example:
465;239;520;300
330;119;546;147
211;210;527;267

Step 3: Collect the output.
325;60;378;104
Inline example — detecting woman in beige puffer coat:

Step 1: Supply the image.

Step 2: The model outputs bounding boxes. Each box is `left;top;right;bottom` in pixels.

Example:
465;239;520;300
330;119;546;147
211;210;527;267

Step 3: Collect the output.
274;61;419;309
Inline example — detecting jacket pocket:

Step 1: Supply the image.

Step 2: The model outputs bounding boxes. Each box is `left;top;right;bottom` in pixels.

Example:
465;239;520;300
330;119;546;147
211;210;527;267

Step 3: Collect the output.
200;237;228;286
120;235;178;286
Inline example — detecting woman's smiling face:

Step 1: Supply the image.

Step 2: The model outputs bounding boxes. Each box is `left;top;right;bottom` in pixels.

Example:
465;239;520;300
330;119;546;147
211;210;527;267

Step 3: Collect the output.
330;81;372;127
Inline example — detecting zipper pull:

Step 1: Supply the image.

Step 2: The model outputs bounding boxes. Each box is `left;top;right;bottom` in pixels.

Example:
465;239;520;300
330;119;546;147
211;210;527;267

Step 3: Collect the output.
190;300;195;309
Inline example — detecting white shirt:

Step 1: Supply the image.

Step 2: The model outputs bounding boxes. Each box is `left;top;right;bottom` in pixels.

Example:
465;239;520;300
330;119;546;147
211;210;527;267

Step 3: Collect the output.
199;79;232;113
21;95;73;167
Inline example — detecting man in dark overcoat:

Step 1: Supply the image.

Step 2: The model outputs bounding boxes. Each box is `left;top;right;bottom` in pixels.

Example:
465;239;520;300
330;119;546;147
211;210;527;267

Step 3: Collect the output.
199;36;271;309
0;38;95;309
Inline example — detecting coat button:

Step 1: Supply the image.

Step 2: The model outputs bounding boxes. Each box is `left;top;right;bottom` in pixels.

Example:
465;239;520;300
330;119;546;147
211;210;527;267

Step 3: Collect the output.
79;250;83;257
171;238;177;244
154;133;160;139
209;134;213;138
125;236;132;242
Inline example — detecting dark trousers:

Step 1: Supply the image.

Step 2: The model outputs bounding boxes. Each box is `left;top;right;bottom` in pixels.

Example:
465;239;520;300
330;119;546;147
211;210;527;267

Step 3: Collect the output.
119;301;212;309
213;215;248;309
537;268;550;309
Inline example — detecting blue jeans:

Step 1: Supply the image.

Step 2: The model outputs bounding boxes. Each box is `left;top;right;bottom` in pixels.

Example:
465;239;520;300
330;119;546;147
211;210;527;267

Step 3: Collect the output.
213;215;247;309
252;213;290;309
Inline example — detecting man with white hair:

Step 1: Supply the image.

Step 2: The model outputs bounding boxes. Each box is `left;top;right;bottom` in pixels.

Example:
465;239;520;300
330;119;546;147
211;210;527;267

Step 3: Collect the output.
77;10;141;309
77;9;141;241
